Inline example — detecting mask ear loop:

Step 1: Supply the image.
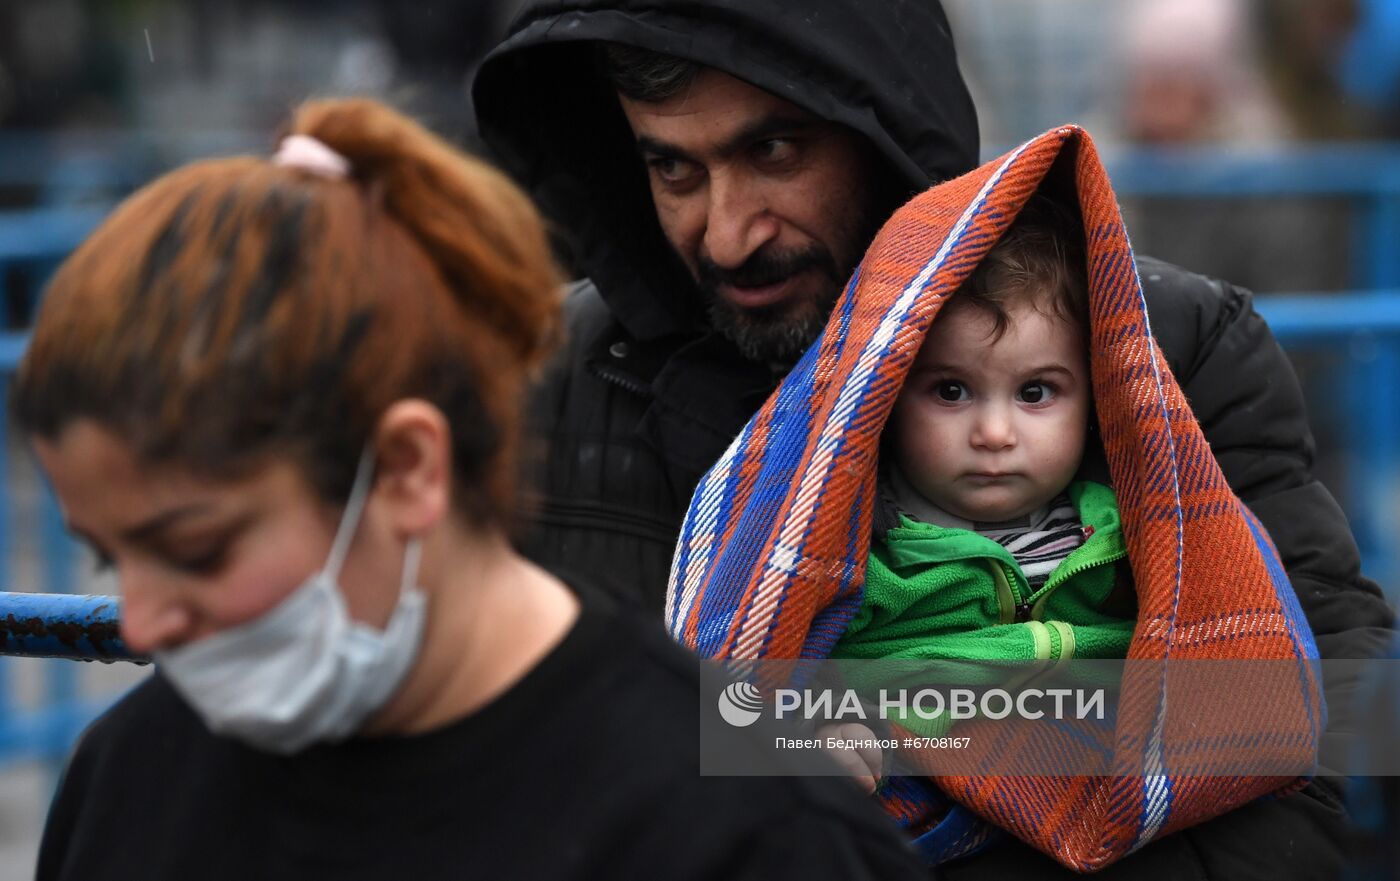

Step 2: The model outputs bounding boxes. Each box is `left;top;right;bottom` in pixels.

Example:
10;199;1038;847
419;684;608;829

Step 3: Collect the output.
399;539;422;595
324;446;378;582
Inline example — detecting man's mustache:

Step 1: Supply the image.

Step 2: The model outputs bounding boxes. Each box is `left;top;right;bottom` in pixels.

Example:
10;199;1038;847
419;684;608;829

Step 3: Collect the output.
695;245;842;295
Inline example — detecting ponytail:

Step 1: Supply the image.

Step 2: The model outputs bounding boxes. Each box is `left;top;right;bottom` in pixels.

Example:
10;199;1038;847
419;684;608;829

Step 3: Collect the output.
285;98;563;372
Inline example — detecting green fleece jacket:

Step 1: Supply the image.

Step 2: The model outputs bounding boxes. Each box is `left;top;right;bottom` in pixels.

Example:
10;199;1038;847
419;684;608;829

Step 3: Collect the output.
832;481;1135;664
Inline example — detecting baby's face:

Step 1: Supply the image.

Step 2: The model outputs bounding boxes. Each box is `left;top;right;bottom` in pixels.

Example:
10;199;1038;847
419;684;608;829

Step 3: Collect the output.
890;299;1090;522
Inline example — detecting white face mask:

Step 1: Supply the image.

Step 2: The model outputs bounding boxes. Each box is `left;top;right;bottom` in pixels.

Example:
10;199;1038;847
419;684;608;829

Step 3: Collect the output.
154;449;427;754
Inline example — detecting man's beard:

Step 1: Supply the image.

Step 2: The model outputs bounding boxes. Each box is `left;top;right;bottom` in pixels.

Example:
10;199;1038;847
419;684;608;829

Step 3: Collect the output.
694;245;846;366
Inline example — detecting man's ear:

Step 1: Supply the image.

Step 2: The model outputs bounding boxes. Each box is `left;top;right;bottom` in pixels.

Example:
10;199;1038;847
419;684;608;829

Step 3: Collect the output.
370;399;451;538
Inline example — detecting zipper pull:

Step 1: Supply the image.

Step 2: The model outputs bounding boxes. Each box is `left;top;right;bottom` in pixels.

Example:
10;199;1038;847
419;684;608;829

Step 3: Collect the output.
1014;601;1033;622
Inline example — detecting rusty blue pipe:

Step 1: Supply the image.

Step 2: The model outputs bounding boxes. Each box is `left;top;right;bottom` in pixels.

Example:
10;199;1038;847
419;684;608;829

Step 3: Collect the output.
0;592;144;662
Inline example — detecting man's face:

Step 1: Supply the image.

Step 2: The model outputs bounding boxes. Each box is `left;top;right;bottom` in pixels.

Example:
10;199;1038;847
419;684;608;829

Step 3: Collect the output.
617;69;872;364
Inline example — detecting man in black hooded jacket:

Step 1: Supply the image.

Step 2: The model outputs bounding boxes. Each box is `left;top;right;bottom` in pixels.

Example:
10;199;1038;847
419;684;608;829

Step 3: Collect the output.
473;1;1393;876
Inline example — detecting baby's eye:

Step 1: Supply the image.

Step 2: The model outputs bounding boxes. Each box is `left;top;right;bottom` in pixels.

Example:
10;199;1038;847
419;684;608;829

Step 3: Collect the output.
933;381;969;402
1018;382;1056;405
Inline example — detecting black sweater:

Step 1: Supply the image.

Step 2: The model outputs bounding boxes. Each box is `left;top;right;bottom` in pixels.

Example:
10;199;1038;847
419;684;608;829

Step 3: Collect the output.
38;584;926;881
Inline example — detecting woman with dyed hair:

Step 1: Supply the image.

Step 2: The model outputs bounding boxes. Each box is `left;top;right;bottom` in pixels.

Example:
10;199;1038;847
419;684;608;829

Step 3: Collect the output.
19;98;924;881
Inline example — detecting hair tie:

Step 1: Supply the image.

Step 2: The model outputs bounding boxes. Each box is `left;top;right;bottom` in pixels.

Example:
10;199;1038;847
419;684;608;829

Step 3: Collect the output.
272;134;351;179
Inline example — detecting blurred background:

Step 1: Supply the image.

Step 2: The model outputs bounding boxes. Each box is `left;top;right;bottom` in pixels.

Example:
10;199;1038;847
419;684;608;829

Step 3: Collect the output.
0;0;1396;876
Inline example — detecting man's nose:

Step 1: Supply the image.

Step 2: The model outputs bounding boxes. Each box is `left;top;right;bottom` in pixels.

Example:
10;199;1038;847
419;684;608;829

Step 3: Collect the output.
971;404;1016;451
118;566;194;654
702;173;780;270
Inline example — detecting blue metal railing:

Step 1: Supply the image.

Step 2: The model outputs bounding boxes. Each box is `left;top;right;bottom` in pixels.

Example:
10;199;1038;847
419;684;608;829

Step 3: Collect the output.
0;139;1397;769
0;593;130;660
1256;290;1400;339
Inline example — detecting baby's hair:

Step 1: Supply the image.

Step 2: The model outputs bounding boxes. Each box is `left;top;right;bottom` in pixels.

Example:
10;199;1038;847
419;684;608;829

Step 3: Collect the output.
951;192;1087;340
13;98;563;527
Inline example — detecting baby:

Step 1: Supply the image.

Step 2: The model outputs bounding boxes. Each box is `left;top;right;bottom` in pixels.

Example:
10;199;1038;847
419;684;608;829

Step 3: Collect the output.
824;195;1136;790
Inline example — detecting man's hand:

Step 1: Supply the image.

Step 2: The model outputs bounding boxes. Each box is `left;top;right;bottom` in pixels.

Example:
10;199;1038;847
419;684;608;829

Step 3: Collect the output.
818;722;883;794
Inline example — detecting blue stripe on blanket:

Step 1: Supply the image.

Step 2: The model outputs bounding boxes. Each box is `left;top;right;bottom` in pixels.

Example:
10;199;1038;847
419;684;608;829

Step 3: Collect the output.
670;418;751;637
1244;506;1326;744
696;337;823;655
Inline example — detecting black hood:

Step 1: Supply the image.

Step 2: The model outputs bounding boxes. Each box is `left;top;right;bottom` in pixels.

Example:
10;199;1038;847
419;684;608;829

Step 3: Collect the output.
473;0;979;341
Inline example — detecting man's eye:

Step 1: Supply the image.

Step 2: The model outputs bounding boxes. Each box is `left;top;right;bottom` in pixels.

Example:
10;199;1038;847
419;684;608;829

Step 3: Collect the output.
647;156;700;185
753;138;797;165
933;381;969;402
1018;382;1056;405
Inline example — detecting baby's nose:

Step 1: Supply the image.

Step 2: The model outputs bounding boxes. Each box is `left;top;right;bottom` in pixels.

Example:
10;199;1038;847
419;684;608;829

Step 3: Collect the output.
971;407;1016;450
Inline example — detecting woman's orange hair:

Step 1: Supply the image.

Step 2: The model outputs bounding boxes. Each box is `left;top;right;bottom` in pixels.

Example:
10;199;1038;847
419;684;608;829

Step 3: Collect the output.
13;98;563;525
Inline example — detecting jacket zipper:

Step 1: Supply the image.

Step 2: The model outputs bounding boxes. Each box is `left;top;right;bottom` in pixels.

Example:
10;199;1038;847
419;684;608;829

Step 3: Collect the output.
989;559;1037;624
590;361;653;399
989;561;1021;625
988;547;1120;663
1050;621;1075;663
1026;542;1128;620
